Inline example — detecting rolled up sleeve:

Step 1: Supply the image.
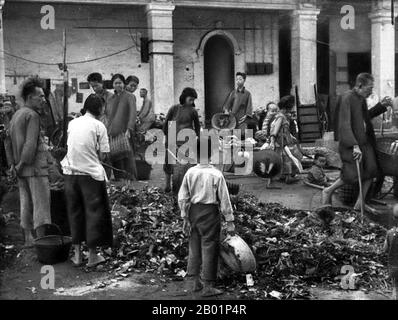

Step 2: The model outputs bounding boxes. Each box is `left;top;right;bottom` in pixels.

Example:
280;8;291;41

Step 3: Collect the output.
178;173;191;219
98;124;110;153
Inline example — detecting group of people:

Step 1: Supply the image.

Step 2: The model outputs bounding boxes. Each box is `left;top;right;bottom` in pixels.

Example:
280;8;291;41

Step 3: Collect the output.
3;68;398;296
254;96;301;184
162;71;302;191
86;72;155;182
1;78;106;265
175;72;398;298
1;73;157;265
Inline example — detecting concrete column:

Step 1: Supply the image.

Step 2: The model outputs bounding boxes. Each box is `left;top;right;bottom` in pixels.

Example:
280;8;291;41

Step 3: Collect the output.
254;15;263;63
369;2;396;99
244;19;254;63
145;1;175;114
0;0;6;95
271;15;280;102
291;6;320;104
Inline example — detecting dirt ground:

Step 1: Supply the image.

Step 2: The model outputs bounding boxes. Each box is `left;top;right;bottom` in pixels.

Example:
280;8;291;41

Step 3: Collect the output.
0;165;394;300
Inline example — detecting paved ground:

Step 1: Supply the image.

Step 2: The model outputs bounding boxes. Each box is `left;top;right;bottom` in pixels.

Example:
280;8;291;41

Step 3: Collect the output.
139;164;340;211
0;164;395;300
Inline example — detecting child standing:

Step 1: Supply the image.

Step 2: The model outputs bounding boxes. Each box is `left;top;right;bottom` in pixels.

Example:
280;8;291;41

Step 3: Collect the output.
178;138;235;297
255;103;279;145
262;103;279;139
306;153;330;187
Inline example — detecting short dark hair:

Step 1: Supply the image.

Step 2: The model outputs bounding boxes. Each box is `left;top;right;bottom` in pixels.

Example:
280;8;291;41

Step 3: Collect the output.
111;74;126;85
140;88;148;92
314;153;326;160
278;95;295;110
21;76;43;102
197;136;216;163
126;75;139;85
355;73;374;87
81;94;102;117
266;101;277;109
236;72;247;80
179;87;198;105
87;72;103;83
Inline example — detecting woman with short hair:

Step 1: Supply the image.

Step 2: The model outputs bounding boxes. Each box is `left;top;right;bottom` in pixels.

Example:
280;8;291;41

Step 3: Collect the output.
61;94;113;267
163;87;201;192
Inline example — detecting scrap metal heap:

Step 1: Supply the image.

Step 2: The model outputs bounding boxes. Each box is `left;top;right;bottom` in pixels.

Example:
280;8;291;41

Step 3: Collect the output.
106;185;388;299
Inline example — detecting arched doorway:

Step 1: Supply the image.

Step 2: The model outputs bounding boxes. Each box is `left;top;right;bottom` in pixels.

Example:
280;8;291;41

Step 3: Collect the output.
204;35;234;126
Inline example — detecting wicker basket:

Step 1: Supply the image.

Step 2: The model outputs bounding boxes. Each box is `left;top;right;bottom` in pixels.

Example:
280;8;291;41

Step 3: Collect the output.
376;137;398;176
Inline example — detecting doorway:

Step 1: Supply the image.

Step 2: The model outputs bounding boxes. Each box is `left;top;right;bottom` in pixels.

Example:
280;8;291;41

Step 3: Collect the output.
204;35;234;126
347;52;371;89
279;16;292;98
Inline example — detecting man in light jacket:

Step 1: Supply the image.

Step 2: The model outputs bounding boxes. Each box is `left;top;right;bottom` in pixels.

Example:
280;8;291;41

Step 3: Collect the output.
5;77;51;246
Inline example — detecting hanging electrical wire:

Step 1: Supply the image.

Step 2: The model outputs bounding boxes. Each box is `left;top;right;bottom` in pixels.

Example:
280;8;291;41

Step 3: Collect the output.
68;44;135;64
3;51;59;66
2;43;136;67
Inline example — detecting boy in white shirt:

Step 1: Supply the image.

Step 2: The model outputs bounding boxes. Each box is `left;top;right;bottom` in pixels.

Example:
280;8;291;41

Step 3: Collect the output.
178;137;235;296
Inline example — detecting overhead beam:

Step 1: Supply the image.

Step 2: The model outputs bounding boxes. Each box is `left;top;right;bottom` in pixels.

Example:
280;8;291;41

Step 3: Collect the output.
6;0;147;5
6;0;297;10
174;0;296;10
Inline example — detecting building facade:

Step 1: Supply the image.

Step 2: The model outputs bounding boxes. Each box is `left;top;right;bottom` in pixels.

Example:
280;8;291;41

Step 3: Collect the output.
0;0;396;125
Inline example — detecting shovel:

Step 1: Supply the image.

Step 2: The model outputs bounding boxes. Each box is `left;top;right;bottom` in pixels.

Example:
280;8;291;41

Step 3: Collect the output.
356;159;364;223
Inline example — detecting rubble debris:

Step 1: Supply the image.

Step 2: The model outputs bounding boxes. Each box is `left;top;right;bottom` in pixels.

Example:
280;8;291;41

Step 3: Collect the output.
105;186;388;299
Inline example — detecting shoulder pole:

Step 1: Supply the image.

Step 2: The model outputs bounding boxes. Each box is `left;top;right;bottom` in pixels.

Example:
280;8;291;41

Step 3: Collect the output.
61;28;69;148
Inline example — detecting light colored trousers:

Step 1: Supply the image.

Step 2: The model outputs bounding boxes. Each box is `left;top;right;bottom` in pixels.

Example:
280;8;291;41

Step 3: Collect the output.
18;176;51;230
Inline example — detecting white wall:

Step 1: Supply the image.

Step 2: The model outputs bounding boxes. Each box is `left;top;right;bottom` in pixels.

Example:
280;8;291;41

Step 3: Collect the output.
173;7;280;118
3;3;280;116
3;2;149;112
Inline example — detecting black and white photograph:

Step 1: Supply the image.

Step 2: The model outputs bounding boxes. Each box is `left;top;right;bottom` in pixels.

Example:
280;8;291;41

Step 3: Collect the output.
0;0;398;310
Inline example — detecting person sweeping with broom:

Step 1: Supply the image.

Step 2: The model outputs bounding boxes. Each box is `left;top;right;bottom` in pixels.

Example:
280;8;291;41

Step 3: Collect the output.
322;73;392;214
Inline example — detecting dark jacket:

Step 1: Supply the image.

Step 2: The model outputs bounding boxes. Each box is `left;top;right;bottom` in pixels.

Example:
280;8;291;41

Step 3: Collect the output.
163;104;201;138
222;87;253;121
107;90;137;137
334;90;386;182
334;90;386;146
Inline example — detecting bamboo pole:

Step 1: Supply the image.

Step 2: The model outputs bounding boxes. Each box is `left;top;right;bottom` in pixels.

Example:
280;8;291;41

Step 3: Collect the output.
61;29;69;148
